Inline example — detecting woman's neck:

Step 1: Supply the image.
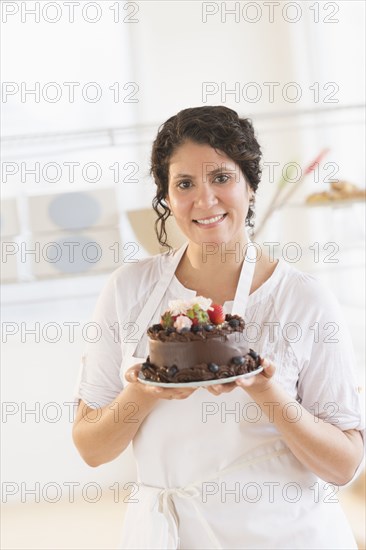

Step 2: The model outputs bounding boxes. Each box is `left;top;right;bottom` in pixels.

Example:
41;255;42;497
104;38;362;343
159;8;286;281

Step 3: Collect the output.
175;238;278;304
175;239;249;304
185;239;249;270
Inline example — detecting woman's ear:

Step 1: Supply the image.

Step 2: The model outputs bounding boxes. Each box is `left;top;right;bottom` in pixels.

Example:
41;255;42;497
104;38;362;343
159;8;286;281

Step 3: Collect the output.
247;185;255;202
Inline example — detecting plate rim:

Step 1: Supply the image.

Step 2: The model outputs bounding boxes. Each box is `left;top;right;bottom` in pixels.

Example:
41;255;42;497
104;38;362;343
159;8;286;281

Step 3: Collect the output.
137;366;264;388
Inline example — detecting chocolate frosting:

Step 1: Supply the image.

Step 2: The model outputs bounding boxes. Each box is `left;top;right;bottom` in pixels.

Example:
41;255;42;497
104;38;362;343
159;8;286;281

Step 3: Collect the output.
149;332;249;369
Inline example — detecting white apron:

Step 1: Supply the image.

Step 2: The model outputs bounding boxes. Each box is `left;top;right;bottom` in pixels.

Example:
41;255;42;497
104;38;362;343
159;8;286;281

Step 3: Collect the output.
118;242;357;550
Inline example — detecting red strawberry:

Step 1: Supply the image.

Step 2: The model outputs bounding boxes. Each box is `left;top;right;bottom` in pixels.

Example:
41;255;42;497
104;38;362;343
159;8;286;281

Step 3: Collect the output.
208;304;225;325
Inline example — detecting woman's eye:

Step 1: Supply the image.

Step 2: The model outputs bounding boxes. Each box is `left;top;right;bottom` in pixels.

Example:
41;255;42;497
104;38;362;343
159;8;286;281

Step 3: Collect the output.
214;174;231;184
177;180;192;189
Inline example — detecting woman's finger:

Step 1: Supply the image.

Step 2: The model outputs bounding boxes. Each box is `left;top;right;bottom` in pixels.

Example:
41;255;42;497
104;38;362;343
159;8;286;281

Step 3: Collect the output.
124;365;141;383
234;358;276;392
261;358;276;378
146;386;197;400
206;382;237;395
207;387;219;395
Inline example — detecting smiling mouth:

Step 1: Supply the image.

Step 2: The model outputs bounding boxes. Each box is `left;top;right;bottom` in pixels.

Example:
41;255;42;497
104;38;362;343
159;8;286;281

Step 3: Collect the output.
193;213;227;225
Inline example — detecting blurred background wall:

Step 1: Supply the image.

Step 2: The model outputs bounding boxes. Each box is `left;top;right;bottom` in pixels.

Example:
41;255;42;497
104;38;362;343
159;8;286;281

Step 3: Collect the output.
1;1;365;548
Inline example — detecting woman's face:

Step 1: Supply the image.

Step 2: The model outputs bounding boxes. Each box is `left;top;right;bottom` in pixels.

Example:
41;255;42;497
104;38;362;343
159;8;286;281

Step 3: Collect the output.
166;140;252;248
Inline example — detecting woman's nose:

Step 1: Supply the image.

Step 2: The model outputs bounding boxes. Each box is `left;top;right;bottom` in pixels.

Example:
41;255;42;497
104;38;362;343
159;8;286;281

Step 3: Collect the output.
194;183;218;209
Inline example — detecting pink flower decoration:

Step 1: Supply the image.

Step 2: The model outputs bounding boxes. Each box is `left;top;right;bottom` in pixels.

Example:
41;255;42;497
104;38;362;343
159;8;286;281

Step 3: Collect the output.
174;315;193;332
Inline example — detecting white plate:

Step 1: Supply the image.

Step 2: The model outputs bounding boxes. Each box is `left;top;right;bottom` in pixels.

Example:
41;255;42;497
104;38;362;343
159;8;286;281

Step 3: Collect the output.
137;366;264;388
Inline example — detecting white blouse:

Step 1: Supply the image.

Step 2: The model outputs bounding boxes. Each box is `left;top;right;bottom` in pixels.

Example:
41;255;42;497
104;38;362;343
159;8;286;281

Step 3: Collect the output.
75;250;363;432
74;248;364;549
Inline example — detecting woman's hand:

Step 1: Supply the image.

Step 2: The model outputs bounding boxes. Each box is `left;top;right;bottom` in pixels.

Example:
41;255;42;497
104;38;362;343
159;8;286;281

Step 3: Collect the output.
206;358;276;396
125;364;198;400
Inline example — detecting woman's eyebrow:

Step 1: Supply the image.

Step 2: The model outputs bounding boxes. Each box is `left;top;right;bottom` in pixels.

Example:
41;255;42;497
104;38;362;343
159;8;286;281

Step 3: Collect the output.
206;167;236;175
172;173;193;180
172;167;237;180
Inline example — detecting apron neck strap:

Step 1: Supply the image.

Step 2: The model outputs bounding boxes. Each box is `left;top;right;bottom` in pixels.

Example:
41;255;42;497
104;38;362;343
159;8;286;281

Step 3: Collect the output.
132;242;189;346
232;241;257;316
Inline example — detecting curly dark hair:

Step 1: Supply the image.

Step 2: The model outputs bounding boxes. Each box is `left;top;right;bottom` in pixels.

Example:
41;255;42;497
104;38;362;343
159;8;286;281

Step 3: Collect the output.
150;105;262;249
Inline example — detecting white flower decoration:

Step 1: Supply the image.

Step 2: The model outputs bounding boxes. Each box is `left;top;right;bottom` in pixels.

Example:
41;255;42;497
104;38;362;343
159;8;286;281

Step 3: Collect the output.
168;299;190;316
193;296;213;311
168;296;213;317
174;315;193;332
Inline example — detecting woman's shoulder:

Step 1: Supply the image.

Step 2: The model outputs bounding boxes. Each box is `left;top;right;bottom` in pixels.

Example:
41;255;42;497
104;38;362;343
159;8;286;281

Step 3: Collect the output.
273;260;342;318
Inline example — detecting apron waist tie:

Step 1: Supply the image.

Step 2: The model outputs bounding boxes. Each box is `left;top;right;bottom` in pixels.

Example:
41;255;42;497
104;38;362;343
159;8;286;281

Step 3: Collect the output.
139;445;291;549
157;485;220;549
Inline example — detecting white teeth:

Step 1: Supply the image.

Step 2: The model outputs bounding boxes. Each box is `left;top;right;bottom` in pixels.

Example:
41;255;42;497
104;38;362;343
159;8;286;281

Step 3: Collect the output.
195;214;225;225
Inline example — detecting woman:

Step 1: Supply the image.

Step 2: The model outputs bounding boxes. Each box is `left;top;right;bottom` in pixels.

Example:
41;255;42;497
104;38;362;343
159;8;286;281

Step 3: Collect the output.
73;106;364;549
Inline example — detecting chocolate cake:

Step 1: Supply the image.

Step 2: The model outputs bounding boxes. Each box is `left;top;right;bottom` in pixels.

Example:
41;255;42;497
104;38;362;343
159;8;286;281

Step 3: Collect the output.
139;297;261;383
